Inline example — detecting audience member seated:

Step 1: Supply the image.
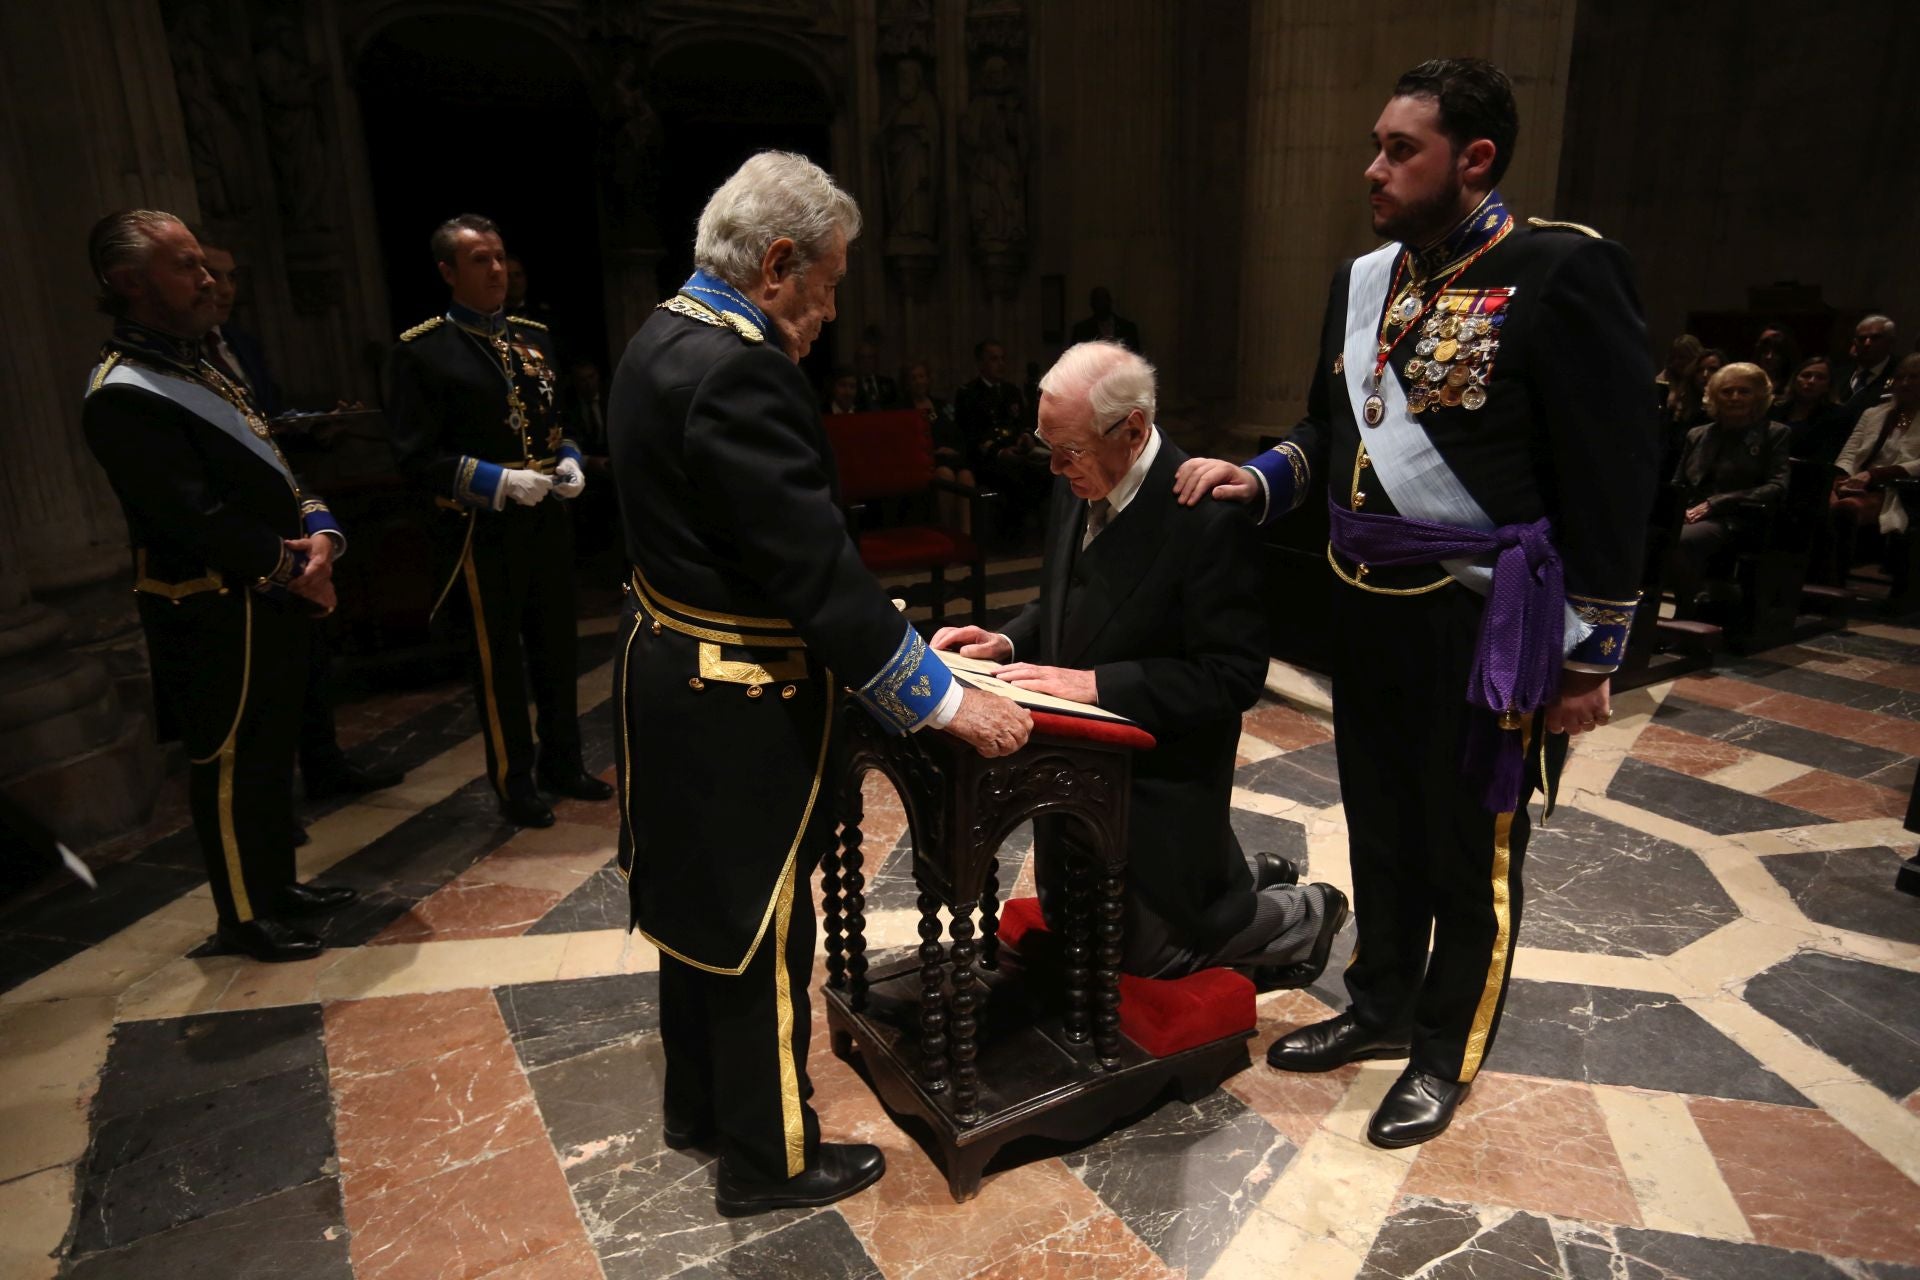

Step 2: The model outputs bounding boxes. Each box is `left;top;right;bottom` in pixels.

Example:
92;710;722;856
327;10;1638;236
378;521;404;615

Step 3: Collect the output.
1655;333;1703;414
1068;285;1143;353
905;359;974;535
1753;324;1800;400
1779;355;1850;464
1664;362;1791;620
1836;314;1899;427
955;338;1047;532
1657;336;1716;474
853;339;900;410
824;366;860;415
1829;353;1920;584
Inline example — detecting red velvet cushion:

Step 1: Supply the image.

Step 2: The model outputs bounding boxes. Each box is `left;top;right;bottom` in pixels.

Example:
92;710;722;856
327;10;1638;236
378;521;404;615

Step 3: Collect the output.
856;526;977;572
1028;711;1156;753
824;411;935;501
996;897;1254;1058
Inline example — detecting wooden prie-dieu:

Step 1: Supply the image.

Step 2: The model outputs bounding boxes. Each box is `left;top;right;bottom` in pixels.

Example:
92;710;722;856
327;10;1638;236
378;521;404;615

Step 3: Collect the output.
820;698;1254;1201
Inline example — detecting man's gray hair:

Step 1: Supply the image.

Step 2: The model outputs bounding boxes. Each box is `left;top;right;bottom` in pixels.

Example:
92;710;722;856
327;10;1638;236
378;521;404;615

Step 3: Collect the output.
693;151;862;289
1039;341;1157;430
1858;313;1897;335
87;209;183;315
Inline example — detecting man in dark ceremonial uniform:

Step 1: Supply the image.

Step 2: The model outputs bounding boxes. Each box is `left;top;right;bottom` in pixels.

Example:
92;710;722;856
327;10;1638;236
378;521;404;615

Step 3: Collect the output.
1177;59;1657;1147
81;210;359;962
384;214;612;828
607;152;1031;1215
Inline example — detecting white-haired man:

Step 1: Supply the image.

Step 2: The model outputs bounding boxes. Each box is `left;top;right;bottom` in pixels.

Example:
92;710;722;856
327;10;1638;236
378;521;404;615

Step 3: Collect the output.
606;151;1031;1216
933;341;1348;983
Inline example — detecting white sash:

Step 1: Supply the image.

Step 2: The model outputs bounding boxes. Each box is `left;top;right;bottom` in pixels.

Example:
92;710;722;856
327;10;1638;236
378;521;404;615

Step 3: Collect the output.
1338;245;1590;652
94;362;295;489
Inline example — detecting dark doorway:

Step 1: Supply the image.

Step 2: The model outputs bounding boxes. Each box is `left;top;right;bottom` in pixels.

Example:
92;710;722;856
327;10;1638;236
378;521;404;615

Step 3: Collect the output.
356;18;607;367
646;41;836;385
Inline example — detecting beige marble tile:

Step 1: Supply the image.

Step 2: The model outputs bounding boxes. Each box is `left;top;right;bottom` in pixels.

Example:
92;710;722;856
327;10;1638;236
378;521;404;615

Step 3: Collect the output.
0;998;114;1097
0;941;180;1004
1203;1210;1366;1280
1592;1084;1752;1240
298;802;416;878
0;1166;72;1280
116;951;336;1022
1703;754;1814;794
1509;946;1686;995
0;1086;92;1183
318;932;575;1002
553;927;659;980
1236;728;1283;763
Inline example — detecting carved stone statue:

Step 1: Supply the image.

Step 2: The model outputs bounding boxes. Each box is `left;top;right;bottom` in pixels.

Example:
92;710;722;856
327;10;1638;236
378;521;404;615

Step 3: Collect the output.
878;57;940;247
604;55;663;230
167;2;254;220
959;54;1027;253
253;16;332;234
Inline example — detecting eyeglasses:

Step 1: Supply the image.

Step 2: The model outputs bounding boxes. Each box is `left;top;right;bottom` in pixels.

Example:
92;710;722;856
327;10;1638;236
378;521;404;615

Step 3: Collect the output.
1038;412;1133;461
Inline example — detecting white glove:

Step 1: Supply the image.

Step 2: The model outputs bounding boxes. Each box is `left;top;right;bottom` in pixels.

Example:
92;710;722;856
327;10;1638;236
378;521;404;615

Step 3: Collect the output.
552;458;585;500
497;468;553;508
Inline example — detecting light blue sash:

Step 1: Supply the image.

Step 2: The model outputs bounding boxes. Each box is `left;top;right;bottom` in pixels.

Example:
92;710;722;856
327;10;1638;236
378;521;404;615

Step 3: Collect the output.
95;362;295;490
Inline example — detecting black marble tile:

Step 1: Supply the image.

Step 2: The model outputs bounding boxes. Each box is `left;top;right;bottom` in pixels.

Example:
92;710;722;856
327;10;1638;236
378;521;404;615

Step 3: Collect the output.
525;1035;668;1159
64;1177;352;1280
1490;980;1810;1105
1865;759;1920;793
0;932;86;995
1653;697;1906;781
298;692;477;823
574;1143;817;1280
1606;758;1826;835
1360;1198;1564;1280
1235;746;1342;809
95;1004;329;1123
1230;809;1310;872
1762;847;1920;945
0;861;203;947
671;1210;881;1280
1063;1088;1294;1275
1800;629;1920;666
497;970;661;1069
1561;1219;1920;1280
1744;951;1920;1100
1523;807;1738;957
1729;663;1920;722
867;821;1034;915
527;860;632;935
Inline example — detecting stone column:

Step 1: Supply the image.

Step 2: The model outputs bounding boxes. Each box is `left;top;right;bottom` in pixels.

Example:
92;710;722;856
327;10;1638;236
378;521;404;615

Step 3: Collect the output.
1234;0;1575;439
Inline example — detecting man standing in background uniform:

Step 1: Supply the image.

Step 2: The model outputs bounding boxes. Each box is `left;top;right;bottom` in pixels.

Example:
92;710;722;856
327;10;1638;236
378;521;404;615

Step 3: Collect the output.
385;214;611;829
82;210;359;962
608;152;1031;1216
1177;59;1657;1147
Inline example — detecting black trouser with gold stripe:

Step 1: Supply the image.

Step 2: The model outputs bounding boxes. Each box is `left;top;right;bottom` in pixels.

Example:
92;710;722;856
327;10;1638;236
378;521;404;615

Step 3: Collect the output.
449;501;581;801
1331;581;1558;1084
144;591;309;927
657;859;823;1181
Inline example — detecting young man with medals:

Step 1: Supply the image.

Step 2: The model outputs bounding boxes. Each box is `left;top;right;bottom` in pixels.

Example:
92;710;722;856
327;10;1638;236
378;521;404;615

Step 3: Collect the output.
384;214;612;829
606;152;1031;1215
82;211;359;963
1176;58;1657;1146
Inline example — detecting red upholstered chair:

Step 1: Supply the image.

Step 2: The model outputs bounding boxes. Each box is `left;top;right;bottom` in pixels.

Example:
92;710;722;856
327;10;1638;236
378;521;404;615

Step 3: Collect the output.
823;410;988;624
996;896;1257;1059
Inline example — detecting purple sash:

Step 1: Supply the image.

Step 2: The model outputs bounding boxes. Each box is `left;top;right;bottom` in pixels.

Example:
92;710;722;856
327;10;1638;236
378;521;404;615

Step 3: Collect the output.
1328;498;1564;812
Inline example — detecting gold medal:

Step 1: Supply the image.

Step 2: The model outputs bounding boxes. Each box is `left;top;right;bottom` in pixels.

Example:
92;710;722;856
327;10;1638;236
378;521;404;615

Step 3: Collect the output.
1408;388;1431;412
1439;382;1464;407
1405;358;1425;380
1433;338;1459;364
1446;365;1470;388
1362;393;1385;426
1462;385;1488;410
1333;353;1345;375
1439;315;1460;339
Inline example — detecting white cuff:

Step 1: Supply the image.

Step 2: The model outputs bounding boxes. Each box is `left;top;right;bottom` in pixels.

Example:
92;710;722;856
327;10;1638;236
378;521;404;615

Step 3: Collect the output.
997;634;1015;663
1243;465;1272;524
922;679;964;731
321;529;347;559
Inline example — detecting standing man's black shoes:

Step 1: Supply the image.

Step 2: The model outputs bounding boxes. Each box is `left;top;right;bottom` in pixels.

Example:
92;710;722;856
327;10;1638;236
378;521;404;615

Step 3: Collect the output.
1266;1010;1411;1072
1368;1068;1470;1148
500;794;557;828
278;882;359;916
304;759;405;801
216;919;324;963
714;1143;886;1217
536;764;614;802
1253;851;1300;890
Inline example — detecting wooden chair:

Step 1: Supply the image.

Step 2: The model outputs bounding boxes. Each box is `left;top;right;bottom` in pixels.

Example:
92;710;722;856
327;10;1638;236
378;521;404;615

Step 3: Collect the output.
823;410;989;625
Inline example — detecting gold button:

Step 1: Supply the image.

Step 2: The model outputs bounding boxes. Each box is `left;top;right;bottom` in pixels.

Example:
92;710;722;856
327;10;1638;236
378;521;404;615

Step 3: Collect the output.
781;684;797;700
1353;491;1367;508
650;620;662;636
688;677;705;691
1356;564;1370;578
746;685;763;699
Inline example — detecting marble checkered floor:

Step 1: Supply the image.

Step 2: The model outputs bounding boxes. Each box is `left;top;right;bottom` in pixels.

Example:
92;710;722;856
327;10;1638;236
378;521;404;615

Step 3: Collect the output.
4;563;1920;1279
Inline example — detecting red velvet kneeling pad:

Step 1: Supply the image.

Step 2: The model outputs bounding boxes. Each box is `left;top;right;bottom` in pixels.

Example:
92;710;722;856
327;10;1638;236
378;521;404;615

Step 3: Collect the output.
996;897;1255;1058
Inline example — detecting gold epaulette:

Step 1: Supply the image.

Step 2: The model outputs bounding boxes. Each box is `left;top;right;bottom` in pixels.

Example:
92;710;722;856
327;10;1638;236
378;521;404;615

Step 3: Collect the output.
1526;216;1601;238
658;295;765;345
87;351;123;395
399;316;445;342
507;315;548;332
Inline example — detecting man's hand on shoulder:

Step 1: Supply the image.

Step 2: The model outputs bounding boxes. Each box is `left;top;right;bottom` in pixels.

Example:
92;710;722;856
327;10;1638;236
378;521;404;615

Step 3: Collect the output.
942;686;1031;758
930;625;1012;661
1173;457;1258;507
992;662;1098;705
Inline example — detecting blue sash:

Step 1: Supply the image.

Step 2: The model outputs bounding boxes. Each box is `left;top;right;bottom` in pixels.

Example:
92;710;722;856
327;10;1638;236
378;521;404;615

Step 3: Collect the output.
95;362;295;491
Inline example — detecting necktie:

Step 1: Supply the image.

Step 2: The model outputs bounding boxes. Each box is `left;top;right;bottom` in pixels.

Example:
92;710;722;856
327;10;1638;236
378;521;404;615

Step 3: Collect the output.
1081;498;1111;550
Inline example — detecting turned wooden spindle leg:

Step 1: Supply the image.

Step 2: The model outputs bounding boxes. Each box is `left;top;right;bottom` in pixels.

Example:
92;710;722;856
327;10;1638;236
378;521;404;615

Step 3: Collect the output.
1094;869;1125;1070
843;820;870;1010
948;903;981;1124
916;890;949;1092
822;833;846;990
979;854;1001;971
1063;856;1093;1045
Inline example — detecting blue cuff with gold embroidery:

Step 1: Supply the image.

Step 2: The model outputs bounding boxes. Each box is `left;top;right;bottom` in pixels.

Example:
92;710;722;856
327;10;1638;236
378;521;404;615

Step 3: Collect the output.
1243;442;1310;525
853;624;955;734
299;499;346;557
557;438;583;468
1566;592;1639;671
455;456;505;509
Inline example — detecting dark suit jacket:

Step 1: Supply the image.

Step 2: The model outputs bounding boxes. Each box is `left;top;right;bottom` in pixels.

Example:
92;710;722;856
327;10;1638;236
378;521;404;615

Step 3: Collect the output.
1069;314;1142;353
1001;436;1269;949
1836;360;1893;426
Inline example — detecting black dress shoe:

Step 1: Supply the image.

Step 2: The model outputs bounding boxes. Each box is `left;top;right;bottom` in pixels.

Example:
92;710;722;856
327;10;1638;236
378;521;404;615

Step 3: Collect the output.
536;766;613;802
500;794;556;828
662;1118;714;1151
715;1142;886;1217
1369;1068;1470;1148
1250;884;1348;992
278;882;359;916
1266;1010;1410;1072
304;760;405;801
1253;851;1300;890
216;919;324;963
292;824;310;848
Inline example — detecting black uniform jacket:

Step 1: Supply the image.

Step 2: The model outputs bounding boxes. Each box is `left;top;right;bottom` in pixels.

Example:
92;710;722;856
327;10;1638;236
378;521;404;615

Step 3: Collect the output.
1254;218;1659;668
1001;439;1270;949
607;298;929;974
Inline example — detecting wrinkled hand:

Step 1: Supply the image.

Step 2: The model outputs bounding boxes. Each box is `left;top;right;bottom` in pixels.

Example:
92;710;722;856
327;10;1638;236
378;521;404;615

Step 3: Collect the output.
992;661;1099;705
1544;670;1611;736
552;458;585;500
1173;456;1259;507
499;468;553;507
285;537;338;615
942;686;1032;757
1684;501;1711;524
930;625;1012;661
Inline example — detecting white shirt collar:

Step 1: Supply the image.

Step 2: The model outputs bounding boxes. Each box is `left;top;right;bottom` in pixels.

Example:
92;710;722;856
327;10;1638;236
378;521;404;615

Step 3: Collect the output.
1103;424;1161;516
